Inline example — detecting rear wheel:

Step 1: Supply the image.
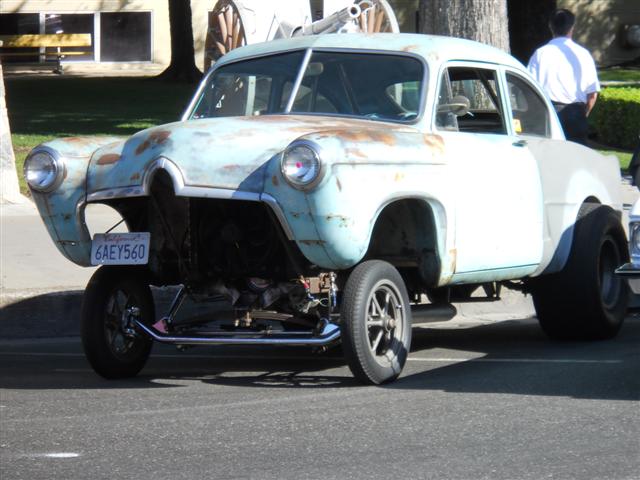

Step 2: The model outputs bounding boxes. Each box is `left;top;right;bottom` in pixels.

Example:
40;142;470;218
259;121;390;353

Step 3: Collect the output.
532;204;628;340
340;260;412;384
81;266;154;379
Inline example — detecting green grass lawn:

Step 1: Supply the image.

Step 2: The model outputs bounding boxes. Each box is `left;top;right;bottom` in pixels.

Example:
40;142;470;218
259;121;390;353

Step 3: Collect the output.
5;76;195;194
5;74;635;195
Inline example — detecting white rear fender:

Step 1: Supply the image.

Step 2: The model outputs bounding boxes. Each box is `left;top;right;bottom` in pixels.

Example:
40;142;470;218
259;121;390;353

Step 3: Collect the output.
528;138;623;276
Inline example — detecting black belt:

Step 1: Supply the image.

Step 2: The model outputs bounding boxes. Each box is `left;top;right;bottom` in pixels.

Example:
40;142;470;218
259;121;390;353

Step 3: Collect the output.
552;101;586;107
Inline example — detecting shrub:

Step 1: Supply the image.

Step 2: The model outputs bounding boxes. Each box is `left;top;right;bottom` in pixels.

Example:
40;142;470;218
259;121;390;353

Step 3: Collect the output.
589;87;640;150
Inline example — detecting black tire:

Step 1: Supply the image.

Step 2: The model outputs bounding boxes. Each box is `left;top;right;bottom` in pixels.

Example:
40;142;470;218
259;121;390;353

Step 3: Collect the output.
340;260;412;384
532;203;629;340
81;266;154;379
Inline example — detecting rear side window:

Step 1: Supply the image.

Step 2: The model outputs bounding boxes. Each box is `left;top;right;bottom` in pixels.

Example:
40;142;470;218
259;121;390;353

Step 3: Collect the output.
506;73;551;137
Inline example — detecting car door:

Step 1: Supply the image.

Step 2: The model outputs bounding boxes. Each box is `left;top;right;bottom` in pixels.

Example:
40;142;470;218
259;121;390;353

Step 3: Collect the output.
434;63;544;281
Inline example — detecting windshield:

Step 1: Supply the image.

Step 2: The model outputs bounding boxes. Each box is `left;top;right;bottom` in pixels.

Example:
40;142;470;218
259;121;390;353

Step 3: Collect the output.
189;50;425;123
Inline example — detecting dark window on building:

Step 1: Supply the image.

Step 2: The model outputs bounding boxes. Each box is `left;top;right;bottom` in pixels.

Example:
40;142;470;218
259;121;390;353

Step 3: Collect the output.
44;14;94;61
0;13;40;62
100;12;151;62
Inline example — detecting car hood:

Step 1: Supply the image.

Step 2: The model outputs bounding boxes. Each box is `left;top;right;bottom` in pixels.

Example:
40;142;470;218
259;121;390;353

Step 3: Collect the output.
86;115;416;196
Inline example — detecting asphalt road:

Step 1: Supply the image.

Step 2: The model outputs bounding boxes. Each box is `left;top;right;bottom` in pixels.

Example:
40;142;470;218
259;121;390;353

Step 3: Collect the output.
1;316;638;480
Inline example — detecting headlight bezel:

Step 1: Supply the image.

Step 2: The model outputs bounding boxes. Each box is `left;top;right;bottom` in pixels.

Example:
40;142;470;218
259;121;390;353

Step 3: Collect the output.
24;146;65;193
280;140;324;191
630;221;640;262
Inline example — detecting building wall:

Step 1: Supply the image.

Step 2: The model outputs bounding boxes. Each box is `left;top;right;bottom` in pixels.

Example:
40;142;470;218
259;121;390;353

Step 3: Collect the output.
3;1;638;71
559;0;640;66
1;0;173;68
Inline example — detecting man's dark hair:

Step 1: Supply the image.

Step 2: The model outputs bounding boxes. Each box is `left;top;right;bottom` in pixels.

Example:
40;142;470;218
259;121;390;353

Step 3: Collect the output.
549;9;576;37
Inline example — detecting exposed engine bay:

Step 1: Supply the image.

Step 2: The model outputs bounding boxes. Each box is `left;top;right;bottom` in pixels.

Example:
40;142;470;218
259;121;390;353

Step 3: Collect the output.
105;171;338;337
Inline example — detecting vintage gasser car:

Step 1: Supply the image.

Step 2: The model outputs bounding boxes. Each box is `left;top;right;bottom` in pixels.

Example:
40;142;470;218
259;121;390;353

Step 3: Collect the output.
24;33;628;384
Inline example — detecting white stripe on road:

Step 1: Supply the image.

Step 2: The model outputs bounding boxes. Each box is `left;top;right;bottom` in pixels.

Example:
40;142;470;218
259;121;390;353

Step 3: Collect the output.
0;351;624;364
407;357;622;364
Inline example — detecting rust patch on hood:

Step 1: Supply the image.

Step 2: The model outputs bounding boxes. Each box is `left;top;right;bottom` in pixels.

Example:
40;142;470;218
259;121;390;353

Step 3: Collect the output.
423;134;445;154
271;175;279;186
135;130;171;155
62;137;98;146
346;148;367;159
96;153;121;165
130;173;141;181
333;129;398;146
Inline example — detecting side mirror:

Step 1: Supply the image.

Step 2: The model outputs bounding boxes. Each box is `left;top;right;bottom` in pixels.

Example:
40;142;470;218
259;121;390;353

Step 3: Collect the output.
437;95;471;117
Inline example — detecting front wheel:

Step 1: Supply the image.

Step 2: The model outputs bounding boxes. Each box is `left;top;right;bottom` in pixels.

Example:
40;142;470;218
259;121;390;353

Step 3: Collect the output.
340;260;412;384
81;266;154;379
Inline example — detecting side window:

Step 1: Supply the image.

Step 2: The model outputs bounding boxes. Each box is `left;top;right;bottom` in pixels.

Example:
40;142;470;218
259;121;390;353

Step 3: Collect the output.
506;73;551;137
436;67;507;135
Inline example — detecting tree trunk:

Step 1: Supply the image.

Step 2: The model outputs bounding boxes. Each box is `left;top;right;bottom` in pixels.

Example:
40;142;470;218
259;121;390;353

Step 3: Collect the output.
158;0;202;83
0;61;24;204
419;0;510;52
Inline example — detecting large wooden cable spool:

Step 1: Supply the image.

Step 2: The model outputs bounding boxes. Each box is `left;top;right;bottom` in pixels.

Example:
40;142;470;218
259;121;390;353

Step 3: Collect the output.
204;0;400;71
204;0;247;71
356;0;399;33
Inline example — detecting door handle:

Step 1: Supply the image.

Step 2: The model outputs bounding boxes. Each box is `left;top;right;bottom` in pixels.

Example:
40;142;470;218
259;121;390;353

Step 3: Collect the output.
512;139;528;147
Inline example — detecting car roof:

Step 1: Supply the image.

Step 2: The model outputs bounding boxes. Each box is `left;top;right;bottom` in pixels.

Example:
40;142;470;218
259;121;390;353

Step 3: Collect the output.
215;33;525;72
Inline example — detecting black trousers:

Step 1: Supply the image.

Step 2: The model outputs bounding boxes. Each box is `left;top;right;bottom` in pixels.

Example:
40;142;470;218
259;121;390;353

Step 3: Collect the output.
553;102;588;145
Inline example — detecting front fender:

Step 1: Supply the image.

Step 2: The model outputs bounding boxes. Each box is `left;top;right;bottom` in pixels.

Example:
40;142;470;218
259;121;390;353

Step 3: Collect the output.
264;129;451;270
29;137;121;266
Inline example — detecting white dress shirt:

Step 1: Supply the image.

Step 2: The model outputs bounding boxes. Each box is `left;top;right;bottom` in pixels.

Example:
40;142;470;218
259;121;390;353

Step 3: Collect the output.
528;37;600;104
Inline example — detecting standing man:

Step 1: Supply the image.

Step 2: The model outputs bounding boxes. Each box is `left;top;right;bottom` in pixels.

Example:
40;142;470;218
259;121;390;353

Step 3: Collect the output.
528;9;600;145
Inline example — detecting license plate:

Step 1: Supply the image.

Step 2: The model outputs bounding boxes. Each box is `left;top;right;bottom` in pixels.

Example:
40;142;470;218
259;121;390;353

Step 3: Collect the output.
91;232;150;266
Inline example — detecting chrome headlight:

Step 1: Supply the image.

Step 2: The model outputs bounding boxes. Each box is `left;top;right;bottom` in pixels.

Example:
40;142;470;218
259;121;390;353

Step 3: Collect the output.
24;148;65;192
281;141;322;190
630;222;640;261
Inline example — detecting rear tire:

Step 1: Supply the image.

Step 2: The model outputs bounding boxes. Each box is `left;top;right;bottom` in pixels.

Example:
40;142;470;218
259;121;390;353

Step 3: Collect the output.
81;266;154;379
340;260;412;384
532;204;628;340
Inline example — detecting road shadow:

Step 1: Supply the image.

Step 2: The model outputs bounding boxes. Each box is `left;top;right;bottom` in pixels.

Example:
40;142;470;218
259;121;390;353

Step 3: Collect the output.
1;316;638;399
387;317;640;402
0;291;84;339
0;341;355;390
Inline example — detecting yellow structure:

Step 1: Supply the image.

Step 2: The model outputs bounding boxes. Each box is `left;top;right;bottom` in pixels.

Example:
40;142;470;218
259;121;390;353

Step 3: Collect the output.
0;0;213;71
